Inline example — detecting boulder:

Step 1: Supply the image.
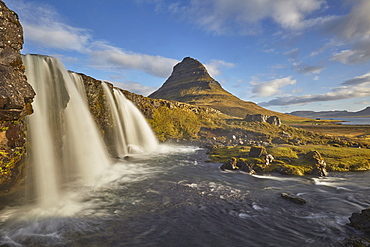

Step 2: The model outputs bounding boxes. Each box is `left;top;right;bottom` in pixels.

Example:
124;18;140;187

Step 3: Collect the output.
245;114;268;123
349;208;370;232
249;146;266;158
245;114;281;126
236;160;255;174
220;157;238;171
267;116;281;127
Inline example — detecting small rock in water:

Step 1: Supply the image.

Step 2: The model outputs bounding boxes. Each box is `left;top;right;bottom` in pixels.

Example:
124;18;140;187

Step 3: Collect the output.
281;193;306;205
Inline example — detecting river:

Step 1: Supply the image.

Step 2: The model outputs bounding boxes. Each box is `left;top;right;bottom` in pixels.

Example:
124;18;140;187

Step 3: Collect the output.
0;145;369;247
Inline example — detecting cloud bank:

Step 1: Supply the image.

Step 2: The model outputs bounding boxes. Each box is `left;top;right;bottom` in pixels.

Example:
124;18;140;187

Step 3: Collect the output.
326;0;370;64
89;43;179;78
166;0;325;34
10;0;235;79
260;72;370;106
8;0;179;78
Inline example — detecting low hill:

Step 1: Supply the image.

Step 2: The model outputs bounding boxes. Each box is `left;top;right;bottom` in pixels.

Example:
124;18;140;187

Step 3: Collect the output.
289;107;370;118
149;57;306;122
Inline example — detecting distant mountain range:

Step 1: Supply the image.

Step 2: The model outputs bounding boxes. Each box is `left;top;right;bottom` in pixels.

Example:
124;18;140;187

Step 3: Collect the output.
288;107;370;118
149;57;305;122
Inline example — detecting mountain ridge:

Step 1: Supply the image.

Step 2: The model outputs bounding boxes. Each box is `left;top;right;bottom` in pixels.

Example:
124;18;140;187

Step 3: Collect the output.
288;107;370;118
149;57;306;121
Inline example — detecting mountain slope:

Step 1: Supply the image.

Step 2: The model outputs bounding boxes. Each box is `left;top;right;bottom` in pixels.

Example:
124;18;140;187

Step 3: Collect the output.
149;57;305;121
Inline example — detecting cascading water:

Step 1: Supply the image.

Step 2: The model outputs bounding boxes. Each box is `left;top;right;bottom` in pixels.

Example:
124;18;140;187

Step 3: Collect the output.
102;82;158;157
23;54;111;208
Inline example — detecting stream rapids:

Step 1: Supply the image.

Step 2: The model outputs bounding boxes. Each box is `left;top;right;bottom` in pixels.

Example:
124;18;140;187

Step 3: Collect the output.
0;145;369;247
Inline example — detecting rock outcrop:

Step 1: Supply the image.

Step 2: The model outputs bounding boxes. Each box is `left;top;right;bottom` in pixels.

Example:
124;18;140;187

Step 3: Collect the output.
304;151;328;177
245;114;281;127
0;0;35;195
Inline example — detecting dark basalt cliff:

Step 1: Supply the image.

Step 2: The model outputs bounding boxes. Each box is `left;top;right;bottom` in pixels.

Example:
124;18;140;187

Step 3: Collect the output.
149;57;304;121
0;0;35;196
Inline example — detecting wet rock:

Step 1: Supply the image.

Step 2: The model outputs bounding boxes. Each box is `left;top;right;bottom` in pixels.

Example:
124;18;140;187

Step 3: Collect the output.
338;235;370;246
349;208;370;232
236;160;255;174
220;157;238;171
281;193;306;205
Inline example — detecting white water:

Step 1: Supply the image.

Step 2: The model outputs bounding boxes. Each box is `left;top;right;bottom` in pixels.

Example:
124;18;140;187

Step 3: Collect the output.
102;82;158;157
23;55;111;208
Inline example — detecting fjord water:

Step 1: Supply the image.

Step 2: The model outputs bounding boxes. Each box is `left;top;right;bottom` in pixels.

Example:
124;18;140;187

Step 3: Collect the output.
0;55;368;246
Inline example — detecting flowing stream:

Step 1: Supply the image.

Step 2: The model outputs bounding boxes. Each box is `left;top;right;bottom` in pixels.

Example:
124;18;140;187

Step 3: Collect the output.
0;55;368;246
0;146;369;246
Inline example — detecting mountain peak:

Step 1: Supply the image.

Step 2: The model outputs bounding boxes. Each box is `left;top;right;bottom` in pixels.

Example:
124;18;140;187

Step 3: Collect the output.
149;57;300;120
149;57;225;101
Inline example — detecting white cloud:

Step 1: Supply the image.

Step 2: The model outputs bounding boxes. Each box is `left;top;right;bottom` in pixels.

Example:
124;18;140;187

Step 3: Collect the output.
295;64;324;75
204;59;235;77
260;72;370;106
325;0;370;64
341;73;370;86
250;76;296;97
160;0;325;34
107;81;157;96
330;48;370;65
88;43;179;78
8;0;180;79
10;1;91;52
284;48;300;59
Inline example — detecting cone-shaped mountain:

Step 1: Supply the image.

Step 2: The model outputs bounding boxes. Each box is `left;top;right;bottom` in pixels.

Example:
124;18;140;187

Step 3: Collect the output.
149;57;298;120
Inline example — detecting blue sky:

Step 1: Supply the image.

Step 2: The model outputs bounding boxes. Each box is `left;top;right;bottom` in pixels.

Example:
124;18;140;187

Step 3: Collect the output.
5;0;370;113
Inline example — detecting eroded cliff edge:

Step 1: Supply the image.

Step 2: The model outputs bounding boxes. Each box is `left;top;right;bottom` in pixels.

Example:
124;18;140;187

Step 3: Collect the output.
0;0;35;196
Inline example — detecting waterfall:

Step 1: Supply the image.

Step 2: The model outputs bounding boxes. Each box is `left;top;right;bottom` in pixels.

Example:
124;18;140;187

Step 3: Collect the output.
102;82;158;157
23;54;111;208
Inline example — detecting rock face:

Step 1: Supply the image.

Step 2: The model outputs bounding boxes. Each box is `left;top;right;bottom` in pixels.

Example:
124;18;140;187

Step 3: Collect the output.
149;57;295;120
0;1;35;195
